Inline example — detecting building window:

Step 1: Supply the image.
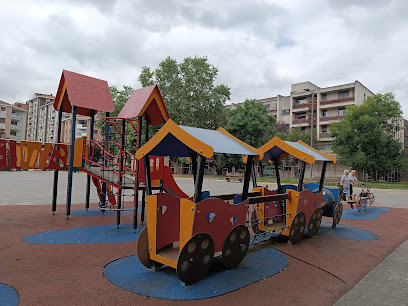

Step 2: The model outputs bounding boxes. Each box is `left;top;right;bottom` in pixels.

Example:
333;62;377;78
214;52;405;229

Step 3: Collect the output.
321;94;327;101
281;109;290;115
338;108;345;116
295;98;307;105
296;112;307;120
265;104;270;111
322;125;328;133
338;91;349;99
322;110;327;117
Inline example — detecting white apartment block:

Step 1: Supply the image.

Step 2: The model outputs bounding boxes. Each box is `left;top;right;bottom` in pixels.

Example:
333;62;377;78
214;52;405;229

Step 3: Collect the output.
0;100;27;140
26;93;69;142
231;80;375;153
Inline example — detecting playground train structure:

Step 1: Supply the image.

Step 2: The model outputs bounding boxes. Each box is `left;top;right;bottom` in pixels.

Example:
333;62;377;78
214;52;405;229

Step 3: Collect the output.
0;70;344;284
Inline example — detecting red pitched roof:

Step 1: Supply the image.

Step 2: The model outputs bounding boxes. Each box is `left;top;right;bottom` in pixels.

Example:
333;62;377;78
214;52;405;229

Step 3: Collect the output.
118;84;170;125
54;70;115;116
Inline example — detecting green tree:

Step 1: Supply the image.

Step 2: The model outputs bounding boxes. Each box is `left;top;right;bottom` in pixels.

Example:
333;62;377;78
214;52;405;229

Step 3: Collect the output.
330;92;406;180
138;56;230;129
277;127;317;146
0;130;5;138
216;100;276;171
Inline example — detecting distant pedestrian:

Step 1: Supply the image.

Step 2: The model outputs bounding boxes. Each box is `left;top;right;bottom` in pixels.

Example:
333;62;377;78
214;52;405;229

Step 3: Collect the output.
348;170;360;196
340;170;353;207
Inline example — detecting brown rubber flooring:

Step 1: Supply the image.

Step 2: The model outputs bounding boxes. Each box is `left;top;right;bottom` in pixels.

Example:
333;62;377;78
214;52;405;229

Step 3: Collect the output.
1;203;408;305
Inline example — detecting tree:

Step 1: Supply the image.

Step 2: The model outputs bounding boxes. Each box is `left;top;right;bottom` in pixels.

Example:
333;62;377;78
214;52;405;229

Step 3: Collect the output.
0;130;5;138
216;100;276;172
330;92;406;180
138;56;230;130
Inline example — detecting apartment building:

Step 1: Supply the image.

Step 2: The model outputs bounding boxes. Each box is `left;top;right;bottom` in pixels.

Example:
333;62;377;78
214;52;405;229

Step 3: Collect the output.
229;80;375;178
0;100;28;140
61;116;102;144
26;93;65;142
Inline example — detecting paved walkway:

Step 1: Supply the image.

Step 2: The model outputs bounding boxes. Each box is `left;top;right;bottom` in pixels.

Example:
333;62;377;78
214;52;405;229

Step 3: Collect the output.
334;239;408;306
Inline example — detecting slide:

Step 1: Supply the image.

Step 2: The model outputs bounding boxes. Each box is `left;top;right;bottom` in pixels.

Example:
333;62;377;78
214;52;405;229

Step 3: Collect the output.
162;166;189;198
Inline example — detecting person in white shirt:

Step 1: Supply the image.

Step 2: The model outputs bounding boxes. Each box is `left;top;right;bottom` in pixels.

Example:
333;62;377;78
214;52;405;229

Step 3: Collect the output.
348;170;360;196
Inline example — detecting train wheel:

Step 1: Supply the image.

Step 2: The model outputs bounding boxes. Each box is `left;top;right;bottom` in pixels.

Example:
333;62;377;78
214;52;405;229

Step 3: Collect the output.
288;212;306;245
332;202;343;229
176;233;215;285
137;227;151;269
306;208;322;237
222;225;250;269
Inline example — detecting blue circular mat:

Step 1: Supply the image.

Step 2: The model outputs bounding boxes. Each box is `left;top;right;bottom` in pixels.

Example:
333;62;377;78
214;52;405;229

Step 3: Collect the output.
104;247;288;300
319;222;378;240
71;208;134;216
341;206;391;220
23;224;144;244
0;284;19;306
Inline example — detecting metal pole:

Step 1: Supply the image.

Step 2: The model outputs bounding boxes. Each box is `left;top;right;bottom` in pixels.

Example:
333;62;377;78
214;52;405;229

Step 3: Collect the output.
274;159;282;194
66;105;77;218
52;107;63;214
116;119;126;228
310;91;314;180
194;155;206;203
319;161;328;193
133;116;142;232
141;115;151;224
85;109;95;210
242;155;254;201
101;112;110;207
298;161;306;192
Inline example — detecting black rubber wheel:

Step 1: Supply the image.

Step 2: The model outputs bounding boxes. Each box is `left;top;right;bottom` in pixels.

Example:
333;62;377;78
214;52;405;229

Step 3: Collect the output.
137;227;151;269
222;225;250;269
176;233;215;285
306;208;322;237
332;202;343;229
288;212;306;245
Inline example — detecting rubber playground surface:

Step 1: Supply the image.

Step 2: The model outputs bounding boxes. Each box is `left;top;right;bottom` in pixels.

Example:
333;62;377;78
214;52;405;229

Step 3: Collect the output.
1;201;408;306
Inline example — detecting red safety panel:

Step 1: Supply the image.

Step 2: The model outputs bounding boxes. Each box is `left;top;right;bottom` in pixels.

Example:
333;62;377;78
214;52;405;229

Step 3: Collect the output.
262;188;283;222
8;140;18;169
192;198;247;252
137;156;164;182
297;189;323;223
48;144;69;170
0;139;8;168
156;193;181;250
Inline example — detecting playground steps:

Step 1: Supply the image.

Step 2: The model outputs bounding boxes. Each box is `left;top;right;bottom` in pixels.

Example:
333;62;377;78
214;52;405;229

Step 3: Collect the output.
82;164;135;189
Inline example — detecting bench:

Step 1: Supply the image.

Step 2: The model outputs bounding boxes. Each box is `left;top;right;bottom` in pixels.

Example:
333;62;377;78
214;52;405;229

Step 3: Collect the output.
226;172;244;182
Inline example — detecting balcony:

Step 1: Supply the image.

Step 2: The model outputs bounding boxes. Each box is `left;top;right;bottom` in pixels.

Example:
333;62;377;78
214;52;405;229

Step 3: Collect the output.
11;113;22;120
292;118;309;125
320;97;355;106
0;123;5;129
320;115;344;122
10;124;21;131
319;132;333;140
10;135;21;140
0;111;6;118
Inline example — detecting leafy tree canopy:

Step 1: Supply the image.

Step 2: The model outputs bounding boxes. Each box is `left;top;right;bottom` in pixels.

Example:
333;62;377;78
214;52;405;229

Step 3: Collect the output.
216;100;276;170
138;56;230;130
330;92;406;177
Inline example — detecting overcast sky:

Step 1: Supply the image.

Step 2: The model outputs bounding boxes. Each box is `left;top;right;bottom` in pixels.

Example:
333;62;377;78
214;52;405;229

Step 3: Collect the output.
1;0;407;117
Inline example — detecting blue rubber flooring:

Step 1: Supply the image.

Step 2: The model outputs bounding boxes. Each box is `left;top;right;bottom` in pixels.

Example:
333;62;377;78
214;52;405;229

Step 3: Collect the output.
71;208;134;216
0;284;19;306
341;206;391;220
104;247;288;300
319;222;378;240
23;224;143;244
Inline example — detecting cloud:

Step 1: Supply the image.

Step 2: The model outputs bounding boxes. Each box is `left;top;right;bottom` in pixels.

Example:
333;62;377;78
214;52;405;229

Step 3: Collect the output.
0;0;407;119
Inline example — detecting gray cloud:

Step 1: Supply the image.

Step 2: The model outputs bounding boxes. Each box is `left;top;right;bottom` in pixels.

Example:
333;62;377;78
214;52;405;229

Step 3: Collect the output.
0;0;407;118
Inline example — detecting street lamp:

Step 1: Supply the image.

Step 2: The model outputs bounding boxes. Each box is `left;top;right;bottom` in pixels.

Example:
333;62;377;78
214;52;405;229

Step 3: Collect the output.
304;88;315;180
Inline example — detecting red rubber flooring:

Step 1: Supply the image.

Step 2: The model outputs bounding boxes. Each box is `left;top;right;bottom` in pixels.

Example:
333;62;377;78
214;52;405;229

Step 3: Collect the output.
1;203;408;305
